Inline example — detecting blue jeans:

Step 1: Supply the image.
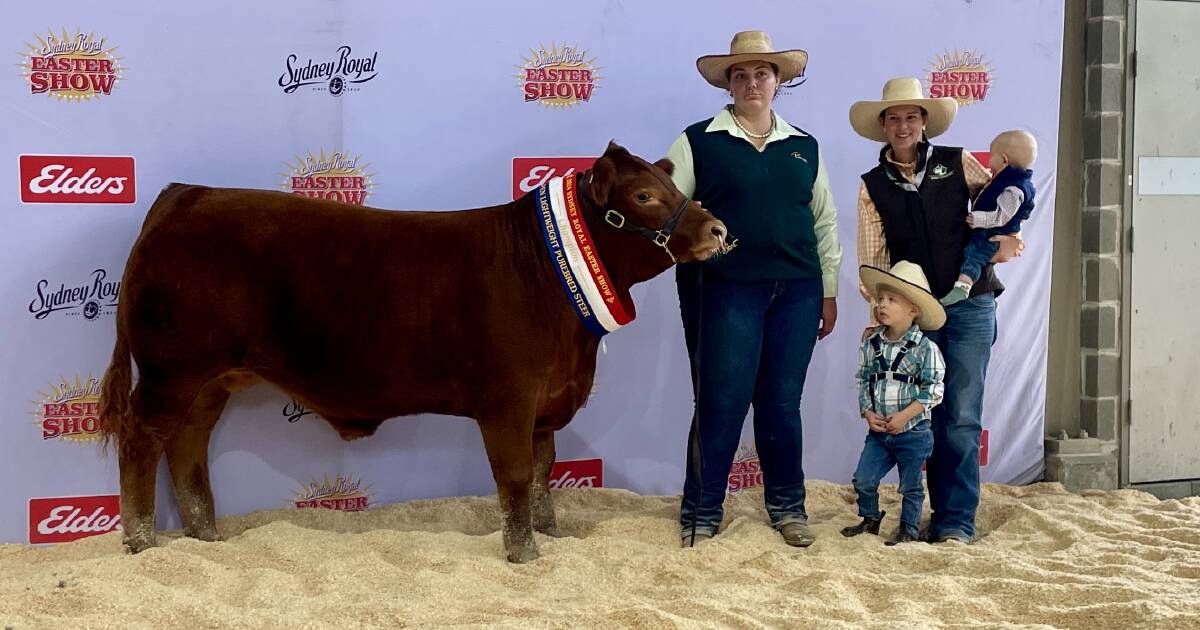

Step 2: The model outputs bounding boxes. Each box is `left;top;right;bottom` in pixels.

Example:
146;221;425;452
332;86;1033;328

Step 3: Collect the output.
851;420;935;533
676;269;822;536
921;292;996;539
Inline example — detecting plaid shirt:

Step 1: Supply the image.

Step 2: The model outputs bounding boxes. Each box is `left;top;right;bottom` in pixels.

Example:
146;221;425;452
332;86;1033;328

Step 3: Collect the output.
856;324;946;432
856;149;991;325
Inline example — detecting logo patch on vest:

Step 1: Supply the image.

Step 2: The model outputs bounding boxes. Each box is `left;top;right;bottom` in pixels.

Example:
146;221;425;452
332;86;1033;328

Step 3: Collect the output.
929;164;954;180
790;151;808;163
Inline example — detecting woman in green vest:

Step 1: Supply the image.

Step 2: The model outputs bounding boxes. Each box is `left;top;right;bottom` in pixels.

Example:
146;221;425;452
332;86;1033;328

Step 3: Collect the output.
849;77;1023;543
667;31;843;548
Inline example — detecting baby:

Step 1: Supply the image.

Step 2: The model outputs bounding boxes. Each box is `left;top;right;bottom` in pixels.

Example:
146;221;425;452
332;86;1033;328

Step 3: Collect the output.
940;130;1038;306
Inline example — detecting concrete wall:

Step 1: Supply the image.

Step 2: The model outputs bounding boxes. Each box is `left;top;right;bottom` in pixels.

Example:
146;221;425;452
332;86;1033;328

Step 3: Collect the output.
1045;0;1086;440
1044;0;1125;491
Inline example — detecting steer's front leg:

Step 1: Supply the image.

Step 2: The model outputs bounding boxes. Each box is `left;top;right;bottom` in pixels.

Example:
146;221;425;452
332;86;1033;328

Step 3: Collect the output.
478;416;538;563
530;428;561;537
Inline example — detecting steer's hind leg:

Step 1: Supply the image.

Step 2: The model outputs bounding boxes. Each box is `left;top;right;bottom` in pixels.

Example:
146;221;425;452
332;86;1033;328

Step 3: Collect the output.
118;397;164;554
164;379;231;542
478;409;538;563
121;373;205;553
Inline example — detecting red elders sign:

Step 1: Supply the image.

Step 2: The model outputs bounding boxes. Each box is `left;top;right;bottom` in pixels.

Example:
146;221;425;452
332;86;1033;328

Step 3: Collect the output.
549;458;603;489
29;494;121;543
512;157;596;200
19;155;135;204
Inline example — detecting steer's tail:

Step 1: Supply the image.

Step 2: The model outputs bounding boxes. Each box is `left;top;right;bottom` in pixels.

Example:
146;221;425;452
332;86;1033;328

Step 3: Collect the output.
99;183;195;453
99;321;133;453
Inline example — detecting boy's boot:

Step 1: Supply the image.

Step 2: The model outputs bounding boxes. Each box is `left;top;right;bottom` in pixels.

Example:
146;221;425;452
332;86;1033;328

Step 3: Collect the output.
840;511;886;537
885;526;919;546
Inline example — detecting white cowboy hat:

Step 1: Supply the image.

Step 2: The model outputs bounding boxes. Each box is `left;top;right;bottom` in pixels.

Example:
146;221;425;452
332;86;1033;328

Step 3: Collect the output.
859;261;946;331
849;77;958;143
696;31;807;89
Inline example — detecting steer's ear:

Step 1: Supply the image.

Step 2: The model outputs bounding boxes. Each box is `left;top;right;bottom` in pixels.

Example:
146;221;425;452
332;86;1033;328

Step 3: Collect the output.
585;155;617;207
653;158;675;177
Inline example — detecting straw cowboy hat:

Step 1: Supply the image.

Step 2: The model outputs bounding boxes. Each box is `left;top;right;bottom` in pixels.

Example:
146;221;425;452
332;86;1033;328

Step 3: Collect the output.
696;31;807;89
859;261;946;331
849;77;958;143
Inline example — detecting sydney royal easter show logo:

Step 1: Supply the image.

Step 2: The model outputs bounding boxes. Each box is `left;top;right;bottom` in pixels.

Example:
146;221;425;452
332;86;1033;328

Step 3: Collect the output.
517;43;600;108
34;375;105;443
281;149;374;205
19;28;125;101
926;49;993;106
292;474;372;511
727;442;763;494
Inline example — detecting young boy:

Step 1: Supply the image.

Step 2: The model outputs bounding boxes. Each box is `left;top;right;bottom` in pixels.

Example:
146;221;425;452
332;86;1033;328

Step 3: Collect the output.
940;129;1038;306
842;261;946;545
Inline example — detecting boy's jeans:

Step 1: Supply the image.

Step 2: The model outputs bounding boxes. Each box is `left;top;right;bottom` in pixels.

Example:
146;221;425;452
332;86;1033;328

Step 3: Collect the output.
851;420;935;532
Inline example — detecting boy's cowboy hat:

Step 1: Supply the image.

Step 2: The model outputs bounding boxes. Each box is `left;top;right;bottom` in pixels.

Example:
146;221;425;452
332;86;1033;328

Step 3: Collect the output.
696;31;807;89
849;77;958;143
859;261;947;331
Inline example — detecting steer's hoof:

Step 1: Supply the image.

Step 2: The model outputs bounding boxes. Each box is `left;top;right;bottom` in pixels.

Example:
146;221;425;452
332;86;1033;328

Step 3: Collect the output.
123;535;156;554
185;527;223;543
535;525;563;538
506;544;540;564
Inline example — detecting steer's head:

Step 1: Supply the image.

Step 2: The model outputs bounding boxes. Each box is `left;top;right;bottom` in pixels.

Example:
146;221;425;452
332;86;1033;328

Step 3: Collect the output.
582;141;732;265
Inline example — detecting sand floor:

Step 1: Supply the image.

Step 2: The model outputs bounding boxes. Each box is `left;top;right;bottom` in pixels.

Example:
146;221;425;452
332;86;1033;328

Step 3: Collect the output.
2;481;1198;629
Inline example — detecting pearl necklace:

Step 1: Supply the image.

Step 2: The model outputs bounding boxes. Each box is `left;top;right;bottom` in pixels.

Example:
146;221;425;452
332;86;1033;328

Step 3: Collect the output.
730;106;775;139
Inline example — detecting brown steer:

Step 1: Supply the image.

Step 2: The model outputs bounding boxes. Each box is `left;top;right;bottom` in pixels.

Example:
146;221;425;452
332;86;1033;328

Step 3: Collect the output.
99;142;728;562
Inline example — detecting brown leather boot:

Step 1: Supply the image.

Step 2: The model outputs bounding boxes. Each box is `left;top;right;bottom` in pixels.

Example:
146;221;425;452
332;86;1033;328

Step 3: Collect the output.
680;531;714;548
780;522;816;547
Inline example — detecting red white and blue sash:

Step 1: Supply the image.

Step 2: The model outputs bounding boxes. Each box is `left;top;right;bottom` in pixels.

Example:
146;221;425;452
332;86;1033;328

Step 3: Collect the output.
534;176;633;336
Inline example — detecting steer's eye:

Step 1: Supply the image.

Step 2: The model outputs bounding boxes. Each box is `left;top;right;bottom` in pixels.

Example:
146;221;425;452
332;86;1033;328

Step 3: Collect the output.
636;192;651;202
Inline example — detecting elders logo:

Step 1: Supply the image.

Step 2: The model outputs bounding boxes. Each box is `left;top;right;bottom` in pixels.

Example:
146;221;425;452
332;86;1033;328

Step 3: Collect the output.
29;495;121;544
33;375;103;442
19;155;136;204
927;49;993;106
293;474;372;511
278;45;378;97
29;268;120;321
549;458;603;489
512;157;596;200
727;443;762;494
517;43;600;108
922;429;989;471
19;29;125;101
282;149;374;205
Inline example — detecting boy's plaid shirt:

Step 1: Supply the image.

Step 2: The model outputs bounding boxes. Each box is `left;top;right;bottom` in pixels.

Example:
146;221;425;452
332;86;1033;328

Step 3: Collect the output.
857;324;946;432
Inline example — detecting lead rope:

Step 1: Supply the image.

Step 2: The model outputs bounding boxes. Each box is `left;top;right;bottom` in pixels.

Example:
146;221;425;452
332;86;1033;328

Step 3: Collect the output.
685;267;705;546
